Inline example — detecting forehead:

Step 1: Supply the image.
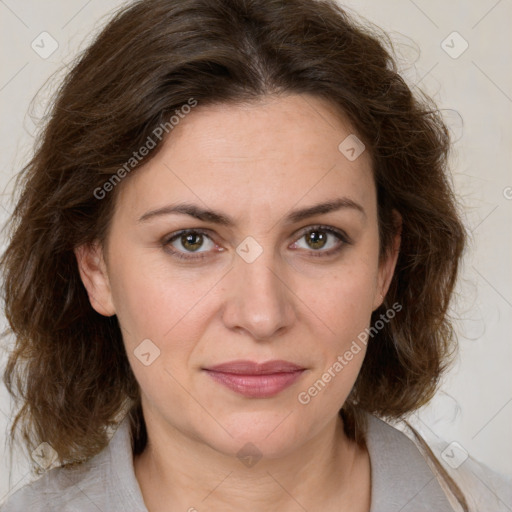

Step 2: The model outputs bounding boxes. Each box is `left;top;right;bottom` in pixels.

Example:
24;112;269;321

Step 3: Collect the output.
114;93;376;225
163;94;369;165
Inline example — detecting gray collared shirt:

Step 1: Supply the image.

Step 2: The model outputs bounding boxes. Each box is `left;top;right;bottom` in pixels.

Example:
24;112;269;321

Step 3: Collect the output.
0;413;456;511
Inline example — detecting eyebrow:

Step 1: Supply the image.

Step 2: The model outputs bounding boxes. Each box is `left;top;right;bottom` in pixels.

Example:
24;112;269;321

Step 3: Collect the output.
137;197;366;226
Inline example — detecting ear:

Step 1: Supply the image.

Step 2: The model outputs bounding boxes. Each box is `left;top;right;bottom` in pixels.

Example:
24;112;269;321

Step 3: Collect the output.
373;210;402;310
74;241;116;316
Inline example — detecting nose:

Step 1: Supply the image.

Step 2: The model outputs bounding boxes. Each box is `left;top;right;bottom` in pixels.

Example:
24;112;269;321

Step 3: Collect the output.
221;246;296;341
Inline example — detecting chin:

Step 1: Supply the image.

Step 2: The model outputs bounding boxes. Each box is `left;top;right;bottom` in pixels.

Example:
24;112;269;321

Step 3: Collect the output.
195;413;309;461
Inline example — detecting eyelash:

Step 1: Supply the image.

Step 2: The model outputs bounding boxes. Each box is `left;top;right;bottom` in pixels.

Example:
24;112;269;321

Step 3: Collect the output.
162;225;351;261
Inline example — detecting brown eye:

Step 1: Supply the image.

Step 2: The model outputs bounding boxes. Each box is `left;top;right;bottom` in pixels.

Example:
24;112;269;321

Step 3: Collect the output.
305;230;329;250
180;232;204;252
292;225;349;257
163;230;216;260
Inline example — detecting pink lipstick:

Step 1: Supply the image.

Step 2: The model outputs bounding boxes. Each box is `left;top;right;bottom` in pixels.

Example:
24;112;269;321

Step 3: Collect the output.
203;360;305;398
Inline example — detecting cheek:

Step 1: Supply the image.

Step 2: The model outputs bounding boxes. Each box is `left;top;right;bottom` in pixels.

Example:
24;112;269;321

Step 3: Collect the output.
108;248;218;389
113;260;201;407
107;248;194;350
292;249;378;403
299;260;378;339
294;269;374;415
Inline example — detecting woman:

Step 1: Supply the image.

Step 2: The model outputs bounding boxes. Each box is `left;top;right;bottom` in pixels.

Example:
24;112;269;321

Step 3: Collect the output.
0;0;505;511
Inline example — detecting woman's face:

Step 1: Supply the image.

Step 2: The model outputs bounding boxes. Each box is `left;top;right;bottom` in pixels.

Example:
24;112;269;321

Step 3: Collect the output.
77;93;398;458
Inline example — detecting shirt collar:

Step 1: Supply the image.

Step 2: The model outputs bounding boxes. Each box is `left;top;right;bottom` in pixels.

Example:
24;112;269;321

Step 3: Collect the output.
105;413;455;512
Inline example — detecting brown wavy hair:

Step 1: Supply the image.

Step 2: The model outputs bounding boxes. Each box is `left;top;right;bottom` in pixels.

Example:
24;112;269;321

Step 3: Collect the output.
1;0;466;507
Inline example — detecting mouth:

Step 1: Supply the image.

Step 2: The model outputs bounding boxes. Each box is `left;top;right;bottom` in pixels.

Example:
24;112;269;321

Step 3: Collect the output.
202;360;306;398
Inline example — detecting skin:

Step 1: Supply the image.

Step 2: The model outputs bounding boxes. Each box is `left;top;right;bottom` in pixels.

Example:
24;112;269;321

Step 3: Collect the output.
75;93;400;512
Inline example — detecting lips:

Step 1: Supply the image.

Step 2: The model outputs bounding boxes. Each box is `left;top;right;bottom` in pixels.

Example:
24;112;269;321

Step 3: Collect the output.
205;360;305;374
203;360;306;398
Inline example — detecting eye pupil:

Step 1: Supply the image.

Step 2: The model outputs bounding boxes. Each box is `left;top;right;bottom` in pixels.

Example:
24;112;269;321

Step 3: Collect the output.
182;233;203;252
307;230;327;250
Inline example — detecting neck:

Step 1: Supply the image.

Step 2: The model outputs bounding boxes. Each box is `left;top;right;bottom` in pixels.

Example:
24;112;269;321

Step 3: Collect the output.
133;408;371;512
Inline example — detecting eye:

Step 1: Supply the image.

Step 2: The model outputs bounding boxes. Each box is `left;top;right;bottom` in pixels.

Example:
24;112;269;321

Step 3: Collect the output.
163;230;217;260
291;225;349;257
162;225;350;261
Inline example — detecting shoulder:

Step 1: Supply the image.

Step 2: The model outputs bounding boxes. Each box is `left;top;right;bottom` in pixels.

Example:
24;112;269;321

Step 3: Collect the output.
0;419;147;512
364;413;460;512
0;460;109;512
366;413;512;512
395;416;512;512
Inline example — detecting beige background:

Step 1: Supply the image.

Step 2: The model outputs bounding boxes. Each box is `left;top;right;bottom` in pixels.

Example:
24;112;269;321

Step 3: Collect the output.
1;0;511;503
